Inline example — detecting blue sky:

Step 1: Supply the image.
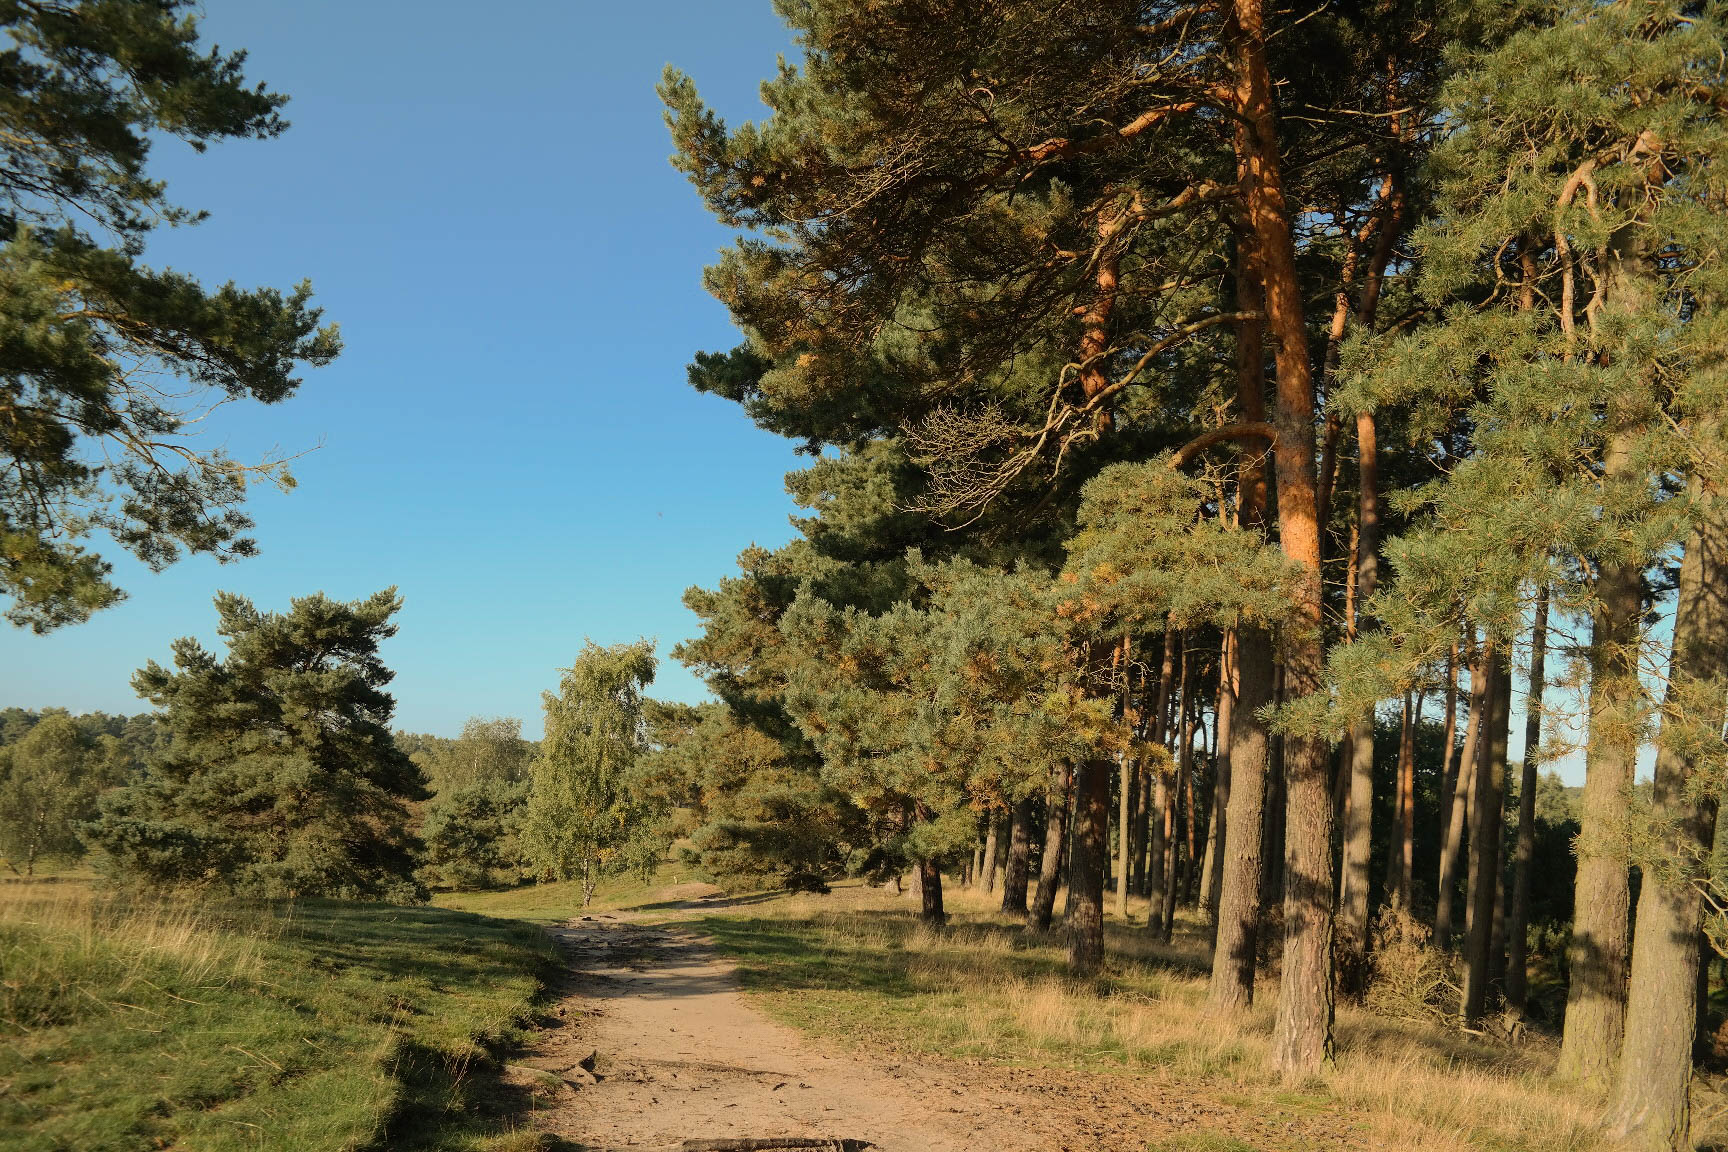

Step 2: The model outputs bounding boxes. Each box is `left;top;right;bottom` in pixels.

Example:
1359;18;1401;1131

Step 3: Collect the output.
0;1;1609;785
0;1;809;738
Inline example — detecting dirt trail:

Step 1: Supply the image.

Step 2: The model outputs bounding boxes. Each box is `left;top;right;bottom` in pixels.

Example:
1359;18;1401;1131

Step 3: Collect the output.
511;898;1367;1152
518;916;1040;1152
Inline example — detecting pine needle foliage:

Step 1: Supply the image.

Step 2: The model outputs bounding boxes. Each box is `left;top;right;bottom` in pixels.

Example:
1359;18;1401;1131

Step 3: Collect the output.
86;589;426;901
0;1;341;630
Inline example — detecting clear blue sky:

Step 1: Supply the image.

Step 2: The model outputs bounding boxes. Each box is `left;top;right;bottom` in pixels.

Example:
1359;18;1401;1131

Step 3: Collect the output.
0;2;1612;786
0;1;809;738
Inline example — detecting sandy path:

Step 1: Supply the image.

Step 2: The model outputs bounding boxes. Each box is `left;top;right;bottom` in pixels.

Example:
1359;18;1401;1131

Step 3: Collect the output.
519;917;1039;1152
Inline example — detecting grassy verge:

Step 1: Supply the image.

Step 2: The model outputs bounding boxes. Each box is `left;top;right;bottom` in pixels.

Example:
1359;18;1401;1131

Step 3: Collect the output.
700;883;1607;1152
0;880;558;1152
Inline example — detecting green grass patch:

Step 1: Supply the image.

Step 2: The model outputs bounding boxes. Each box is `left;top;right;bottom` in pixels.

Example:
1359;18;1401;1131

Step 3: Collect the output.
1147;1136;1261;1152
0;883;558;1152
433;862;710;924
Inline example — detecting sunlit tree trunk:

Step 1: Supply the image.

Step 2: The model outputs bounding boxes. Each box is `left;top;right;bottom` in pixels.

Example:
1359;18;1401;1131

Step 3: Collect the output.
1606;485;1726;1149
1209;216;1273;1011
1227;0;1334;1073
1558;438;1641;1087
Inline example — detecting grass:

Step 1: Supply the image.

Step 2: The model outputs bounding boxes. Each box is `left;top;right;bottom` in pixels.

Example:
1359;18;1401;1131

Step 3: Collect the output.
432;863;716;924
699;881;1610;1152
0;879;559;1152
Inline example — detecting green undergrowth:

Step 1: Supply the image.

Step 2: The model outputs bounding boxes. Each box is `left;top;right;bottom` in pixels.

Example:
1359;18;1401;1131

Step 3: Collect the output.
0;882;559;1152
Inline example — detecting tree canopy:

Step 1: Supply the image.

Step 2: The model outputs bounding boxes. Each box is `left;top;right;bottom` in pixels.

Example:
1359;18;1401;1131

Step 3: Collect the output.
0;0;340;631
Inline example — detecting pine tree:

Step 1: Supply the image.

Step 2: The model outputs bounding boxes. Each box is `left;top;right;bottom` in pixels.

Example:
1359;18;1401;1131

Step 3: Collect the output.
88;589;426;900
1344;0;1728;1090
0;1;340;630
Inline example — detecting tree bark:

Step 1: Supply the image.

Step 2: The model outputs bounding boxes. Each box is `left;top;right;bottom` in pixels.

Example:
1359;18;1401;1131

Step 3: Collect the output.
1132;736;1152;896
1438;637;1487;950
1172;646;1197;927
1558;469;1640;1087
1337;397;1383;997
1202;632;1236;929
1436;641;1461;881
1605;483;1726;1149
1117;750;1134;920
1067;756;1114;973
917;857;946;925
1208;185;1272;1012
1227;0;1333;1075
981;814;1001;894
1002;794;1034;915
1462;643;1511;1025
1029;761;1072;931
1505;585;1550;1015
1148;764;1169;931
1149;637;1186;933
1386;689;1422;906
1210;626;1275;1010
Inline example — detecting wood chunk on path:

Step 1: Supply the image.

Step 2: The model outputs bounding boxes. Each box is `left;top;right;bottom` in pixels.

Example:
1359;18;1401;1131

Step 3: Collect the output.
524;919;1038;1152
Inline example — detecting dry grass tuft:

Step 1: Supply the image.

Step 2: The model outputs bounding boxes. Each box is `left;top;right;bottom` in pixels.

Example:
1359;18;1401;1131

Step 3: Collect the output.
0;880;267;1032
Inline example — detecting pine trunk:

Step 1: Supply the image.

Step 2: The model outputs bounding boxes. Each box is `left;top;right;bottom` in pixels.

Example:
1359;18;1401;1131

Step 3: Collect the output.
1462;643;1510;1025
1560;211;1651;1085
1228;0;1332;1075
1386;690;1420;905
917;857;946;925
1210;625;1275;1010
1436;643;1461;891
1339;402;1382;1000
1148;769;1170;931
1117;751;1134;919
1437;639;1487;950
1201;632;1236;929
1605;485;1726;1149
1557;539;1640;1085
1002;794;1034;915
1161;803;1179;942
1067;757;1113;973
1131;741;1152;896
1505;586;1549;1014
982;816;1001;894
1029;761;1072;931
1338;706;1377;997
1150;639;1188;933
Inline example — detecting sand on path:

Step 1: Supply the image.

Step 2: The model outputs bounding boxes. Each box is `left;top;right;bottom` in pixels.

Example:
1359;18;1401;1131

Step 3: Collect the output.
516;915;1041;1152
